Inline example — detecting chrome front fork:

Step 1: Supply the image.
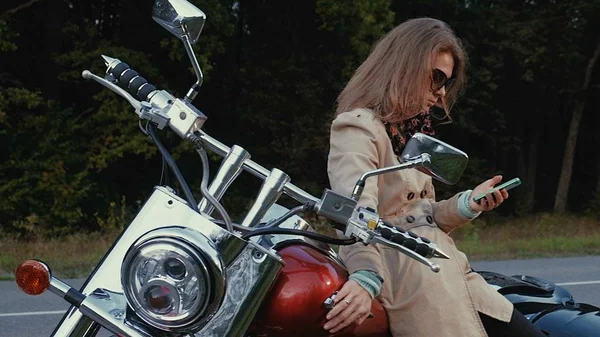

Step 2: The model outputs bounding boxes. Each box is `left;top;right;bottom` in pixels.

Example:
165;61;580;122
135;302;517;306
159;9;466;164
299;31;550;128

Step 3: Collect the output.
49;187;283;337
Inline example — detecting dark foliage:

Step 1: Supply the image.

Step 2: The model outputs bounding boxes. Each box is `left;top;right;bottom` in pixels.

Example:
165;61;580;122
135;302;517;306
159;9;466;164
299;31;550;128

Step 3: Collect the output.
1;0;599;235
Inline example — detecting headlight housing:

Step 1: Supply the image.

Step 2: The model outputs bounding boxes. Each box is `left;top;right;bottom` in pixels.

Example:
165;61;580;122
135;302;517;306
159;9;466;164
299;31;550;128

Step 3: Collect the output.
121;227;225;332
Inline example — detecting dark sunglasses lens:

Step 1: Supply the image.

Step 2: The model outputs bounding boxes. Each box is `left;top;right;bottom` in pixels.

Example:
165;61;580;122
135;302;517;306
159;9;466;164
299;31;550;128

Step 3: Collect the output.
432;70;447;90
432;69;455;91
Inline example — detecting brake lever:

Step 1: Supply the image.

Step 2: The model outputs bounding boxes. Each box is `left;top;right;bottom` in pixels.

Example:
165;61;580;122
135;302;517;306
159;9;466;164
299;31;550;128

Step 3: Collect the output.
82;70;143;113
371;237;440;272
345;219;442;273
344;207;449;273
82;69;174;131
313;190;449;272
368;225;444;273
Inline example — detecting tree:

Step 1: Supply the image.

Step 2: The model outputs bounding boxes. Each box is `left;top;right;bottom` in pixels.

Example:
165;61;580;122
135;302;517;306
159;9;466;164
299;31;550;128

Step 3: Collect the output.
554;39;600;212
0;0;235;234
3;0;600;233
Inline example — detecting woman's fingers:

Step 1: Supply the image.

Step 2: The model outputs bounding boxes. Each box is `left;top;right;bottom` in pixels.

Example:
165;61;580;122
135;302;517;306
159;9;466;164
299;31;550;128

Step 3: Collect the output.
328;305;364;333
325;296;351;322
472;176;514;212
326;299;372;333
492;189;503;205
489;175;503;186
324;297;359;332
485;189;505;209
325;282;353;320
481;187;508;209
484;193;495;208
324;280;372;333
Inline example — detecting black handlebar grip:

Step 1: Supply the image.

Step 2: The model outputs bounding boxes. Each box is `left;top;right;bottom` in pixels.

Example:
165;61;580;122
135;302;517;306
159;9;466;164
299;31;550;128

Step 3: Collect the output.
401;237;417;250
111;62;130;79
379;227;393;240
379;222;435;258
119;68;138;86
108;61;157;102
414;244;434;258
138;82;157;101
379;227;409;246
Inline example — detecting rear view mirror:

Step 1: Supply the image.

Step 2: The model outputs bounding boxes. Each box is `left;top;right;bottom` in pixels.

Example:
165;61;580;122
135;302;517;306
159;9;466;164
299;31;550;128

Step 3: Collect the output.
152;0;206;44
401;133;468;185
152;0;206;101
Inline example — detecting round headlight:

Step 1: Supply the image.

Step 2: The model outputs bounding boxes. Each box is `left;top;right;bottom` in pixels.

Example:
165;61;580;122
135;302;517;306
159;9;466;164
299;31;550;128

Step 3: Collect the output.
121;228;225;332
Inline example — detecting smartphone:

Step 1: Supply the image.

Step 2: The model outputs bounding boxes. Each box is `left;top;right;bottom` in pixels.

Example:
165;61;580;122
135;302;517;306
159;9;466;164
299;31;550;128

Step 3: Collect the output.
473;177;521;204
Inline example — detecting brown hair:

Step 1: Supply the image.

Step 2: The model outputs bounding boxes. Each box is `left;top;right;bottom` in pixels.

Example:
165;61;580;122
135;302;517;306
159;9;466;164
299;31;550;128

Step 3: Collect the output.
335;17;467;123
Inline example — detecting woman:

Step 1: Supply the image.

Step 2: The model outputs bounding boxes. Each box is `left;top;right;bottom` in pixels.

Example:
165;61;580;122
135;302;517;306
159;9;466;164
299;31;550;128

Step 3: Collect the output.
324;18;544;337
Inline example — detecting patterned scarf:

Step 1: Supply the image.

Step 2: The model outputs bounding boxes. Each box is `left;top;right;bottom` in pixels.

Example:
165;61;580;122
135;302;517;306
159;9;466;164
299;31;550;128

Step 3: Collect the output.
383;110;435;157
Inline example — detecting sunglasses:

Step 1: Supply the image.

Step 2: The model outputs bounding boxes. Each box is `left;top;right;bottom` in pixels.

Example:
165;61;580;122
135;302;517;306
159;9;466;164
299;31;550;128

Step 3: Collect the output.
431;69;456;92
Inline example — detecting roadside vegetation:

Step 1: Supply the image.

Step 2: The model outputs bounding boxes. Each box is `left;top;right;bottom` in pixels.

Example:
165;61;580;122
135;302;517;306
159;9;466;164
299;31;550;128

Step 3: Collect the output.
1;213;598;280
0;231;119;280
451;213;600;260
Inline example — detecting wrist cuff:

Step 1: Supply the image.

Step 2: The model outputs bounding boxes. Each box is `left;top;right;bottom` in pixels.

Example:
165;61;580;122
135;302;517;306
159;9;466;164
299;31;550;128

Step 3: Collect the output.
458;189;482;219
349;270;383;299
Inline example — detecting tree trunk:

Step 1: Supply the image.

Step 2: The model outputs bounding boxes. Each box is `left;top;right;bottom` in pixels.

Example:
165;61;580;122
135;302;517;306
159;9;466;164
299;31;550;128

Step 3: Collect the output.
593;149;600;210
593;88;600;210
554;39;600;212
516;125;541;214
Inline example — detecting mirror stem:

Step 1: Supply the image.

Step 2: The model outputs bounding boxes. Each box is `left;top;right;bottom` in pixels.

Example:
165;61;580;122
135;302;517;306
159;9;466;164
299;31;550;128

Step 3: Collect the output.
350;154;431;201
182;25;204;103
350;181;365;202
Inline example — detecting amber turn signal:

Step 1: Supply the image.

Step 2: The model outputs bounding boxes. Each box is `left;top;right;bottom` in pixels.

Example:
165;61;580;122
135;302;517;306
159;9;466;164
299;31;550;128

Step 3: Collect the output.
15;260;51;295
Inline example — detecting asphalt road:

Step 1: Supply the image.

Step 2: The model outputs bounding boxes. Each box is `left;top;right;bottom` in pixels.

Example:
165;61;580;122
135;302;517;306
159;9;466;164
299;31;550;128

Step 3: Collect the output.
1;256;599;337
470;255;600;306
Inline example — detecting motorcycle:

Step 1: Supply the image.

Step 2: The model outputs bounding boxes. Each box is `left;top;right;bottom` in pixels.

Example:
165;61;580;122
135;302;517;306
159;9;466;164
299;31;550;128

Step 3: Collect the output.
14;1;600;336
477;271;600;336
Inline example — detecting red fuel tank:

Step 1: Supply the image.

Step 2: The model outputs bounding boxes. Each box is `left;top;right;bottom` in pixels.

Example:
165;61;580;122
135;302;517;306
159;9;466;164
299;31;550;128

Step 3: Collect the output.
249;242;390;337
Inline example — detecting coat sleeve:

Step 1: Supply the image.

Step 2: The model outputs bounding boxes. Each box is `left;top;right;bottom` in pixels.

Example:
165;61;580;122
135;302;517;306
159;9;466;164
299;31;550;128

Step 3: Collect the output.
328;110;386;277
430;192;473;233
328;110;382;210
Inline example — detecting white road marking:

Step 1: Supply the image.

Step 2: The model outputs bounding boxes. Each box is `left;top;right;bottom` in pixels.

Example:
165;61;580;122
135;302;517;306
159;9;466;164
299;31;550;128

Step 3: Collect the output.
0;310;65;317
556;280;600;286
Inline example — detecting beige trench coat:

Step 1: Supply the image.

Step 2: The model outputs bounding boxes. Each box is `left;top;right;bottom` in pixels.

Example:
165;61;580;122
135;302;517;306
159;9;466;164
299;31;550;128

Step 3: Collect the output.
327;108;513;337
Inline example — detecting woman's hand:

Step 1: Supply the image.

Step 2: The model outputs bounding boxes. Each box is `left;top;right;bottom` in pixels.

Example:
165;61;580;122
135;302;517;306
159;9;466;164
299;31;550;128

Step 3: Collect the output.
469;175;509;212
323;280;372;333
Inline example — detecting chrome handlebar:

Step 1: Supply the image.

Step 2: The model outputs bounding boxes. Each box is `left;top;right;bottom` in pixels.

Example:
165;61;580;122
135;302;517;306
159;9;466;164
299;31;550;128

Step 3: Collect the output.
81;58;448;271
313;188;448;272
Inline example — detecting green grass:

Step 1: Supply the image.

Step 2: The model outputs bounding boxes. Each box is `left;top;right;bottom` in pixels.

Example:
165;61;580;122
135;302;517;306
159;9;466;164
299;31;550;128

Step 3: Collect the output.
0;231;120;280
451;212;600;260
1;213;599;280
